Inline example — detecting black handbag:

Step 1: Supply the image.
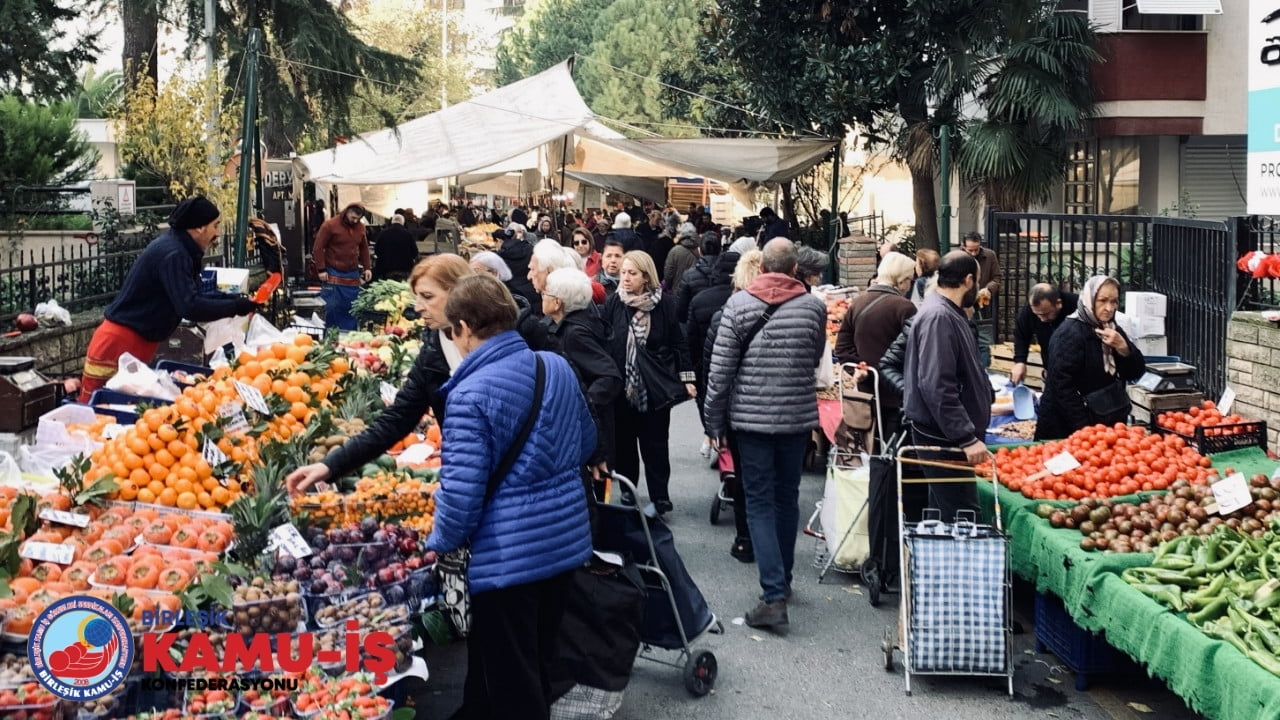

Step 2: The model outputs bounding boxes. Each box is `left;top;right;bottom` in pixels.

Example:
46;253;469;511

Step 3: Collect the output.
1083;379;1131;419
434;354;545;638
635;346;688;412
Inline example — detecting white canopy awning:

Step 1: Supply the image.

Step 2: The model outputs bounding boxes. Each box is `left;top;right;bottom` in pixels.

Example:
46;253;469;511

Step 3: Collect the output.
294;61;593;186
1135;0;1221;14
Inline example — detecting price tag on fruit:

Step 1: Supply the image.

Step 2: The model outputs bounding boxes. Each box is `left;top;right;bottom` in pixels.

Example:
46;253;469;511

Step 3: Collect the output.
268;523;313;558
380;382;398;405
38;508;90;528
1044;451;1081;476
21;541;75;565
1212;472;1253;515
203;440;230;467
1219;386;1236;415
218;401;250;435
234;380;271;414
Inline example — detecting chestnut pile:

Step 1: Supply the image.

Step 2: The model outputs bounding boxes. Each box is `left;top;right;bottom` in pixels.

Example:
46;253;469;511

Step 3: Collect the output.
1037;474;1280;554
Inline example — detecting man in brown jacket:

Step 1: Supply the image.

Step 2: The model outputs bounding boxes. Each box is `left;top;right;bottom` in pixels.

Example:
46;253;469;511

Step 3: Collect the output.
313;201;372;330
962;231;1001;367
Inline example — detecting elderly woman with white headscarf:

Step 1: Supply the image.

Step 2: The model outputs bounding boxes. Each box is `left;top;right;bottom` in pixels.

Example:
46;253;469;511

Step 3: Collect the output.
469;251;512;282
1035;275;1146;440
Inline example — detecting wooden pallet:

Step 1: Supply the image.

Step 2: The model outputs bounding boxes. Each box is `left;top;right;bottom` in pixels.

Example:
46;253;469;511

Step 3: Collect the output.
1128;387;1204;426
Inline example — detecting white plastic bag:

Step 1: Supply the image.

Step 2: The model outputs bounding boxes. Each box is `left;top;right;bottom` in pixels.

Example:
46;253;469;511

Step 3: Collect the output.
815;338;835;389
18;443;89;479
202;315;252;357
244;313;287;350
36;404;98;449
821;460;871;569
35;299;72;327
0;452;21;487
105;352;181;401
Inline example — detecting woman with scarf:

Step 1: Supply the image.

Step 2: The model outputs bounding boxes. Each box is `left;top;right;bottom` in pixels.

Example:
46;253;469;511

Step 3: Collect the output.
601;251;695;515
1035;275;1145;441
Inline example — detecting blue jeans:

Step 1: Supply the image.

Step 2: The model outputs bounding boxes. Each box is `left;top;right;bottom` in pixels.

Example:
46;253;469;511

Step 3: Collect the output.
320;267;362;331
737;430;809;603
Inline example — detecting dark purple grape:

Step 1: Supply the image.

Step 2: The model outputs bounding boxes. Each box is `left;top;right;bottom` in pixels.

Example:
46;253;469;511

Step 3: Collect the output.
309;557;327;570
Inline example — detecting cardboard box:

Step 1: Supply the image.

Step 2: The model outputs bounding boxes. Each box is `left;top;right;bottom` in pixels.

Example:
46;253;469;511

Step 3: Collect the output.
1125;291;1167;318
1134;336;1168;356
208;267;250;294
1128;386;1203;425
1134;316;1166;338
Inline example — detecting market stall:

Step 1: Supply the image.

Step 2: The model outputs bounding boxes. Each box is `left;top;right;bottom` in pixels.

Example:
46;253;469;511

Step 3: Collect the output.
0;306;438;719
972;410;1280;720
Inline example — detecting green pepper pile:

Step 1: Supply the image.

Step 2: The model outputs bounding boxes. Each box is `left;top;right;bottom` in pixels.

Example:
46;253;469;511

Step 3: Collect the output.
1123;524;1280;676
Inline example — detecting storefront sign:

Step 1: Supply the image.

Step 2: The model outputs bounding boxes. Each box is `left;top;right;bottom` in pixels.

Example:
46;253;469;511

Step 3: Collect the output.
1248;0;1280;214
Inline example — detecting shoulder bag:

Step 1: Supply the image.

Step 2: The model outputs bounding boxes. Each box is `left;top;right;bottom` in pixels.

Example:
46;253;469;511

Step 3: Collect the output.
435;354;546;639
1083;380;1130;419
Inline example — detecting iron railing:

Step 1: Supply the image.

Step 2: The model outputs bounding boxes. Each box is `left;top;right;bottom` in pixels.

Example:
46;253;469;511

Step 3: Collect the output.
985;212;1155;343
0;244;145;325
1149;218;1236;399
1235;216;1280;310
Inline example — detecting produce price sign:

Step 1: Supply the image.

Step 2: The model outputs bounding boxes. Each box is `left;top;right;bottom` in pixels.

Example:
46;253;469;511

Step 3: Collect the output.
21;540;75;565
233;380;271;414
218;402;250;434
380;382;398;405
38;508;90;528
1212;473;1254;515
266;524;313;558
1044;451;1081;476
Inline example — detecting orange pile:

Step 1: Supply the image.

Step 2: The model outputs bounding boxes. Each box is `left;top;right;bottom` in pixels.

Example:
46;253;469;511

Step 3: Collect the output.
86;334;349;510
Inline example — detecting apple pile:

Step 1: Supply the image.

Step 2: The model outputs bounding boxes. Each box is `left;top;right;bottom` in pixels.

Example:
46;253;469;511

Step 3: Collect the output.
826;296;849;349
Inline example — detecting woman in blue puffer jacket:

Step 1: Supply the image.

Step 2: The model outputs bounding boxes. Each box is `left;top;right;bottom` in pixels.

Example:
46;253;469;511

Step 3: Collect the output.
429;274;596;720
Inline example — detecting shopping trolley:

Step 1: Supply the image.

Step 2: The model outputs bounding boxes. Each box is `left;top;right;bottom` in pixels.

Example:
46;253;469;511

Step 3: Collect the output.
596;473;724;697
708;446;735;525
880;445;1013;697
804;364;883;592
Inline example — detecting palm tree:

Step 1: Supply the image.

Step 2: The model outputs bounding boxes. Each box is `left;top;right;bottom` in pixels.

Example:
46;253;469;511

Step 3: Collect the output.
74;68;125;119
951;1;1100;211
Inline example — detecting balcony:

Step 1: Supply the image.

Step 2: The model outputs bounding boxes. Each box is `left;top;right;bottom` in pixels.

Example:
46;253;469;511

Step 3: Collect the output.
1091;31;1207;136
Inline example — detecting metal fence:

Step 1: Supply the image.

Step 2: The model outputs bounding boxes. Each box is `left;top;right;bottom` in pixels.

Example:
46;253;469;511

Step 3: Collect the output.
1235;216;1280;310
0;232;263;326
0;244;146;325
986;212;1155;344
1149;218;1236;399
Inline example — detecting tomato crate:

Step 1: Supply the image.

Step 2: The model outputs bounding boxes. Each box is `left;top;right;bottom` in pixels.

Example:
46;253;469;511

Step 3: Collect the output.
1033;591;1136;690
1155;420;1268;455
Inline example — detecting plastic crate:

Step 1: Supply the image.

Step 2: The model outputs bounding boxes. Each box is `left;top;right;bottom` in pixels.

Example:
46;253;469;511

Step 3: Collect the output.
200;269;217;293
88;388;168;409
1156;420;1268;454
1033;591;1131;690
155;359;213;387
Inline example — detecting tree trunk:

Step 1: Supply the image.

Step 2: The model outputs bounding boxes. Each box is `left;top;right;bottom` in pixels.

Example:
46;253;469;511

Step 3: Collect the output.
912;168;940;251
121;0;158;91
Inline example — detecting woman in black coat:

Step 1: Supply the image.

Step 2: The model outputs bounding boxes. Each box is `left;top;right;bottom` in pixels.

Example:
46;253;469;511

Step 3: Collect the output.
497;225;540;308
1035;275;1145;441
601;250;694;515
543;268;623;478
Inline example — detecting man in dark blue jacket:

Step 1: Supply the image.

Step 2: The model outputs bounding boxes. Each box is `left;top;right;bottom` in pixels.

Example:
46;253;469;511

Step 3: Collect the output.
1011;284;1078;385
903;251;993;522
79;197;258;400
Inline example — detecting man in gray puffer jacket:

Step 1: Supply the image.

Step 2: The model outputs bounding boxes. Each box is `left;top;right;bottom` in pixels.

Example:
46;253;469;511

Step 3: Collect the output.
703;238;826;629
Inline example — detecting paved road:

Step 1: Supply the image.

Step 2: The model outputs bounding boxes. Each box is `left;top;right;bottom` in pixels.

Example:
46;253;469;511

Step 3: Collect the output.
417;402;1206;720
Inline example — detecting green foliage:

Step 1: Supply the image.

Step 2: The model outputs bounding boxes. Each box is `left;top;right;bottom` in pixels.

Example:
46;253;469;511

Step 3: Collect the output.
213;0;423;154
0;94;99;191
495;0;708;137
954;6;1099;211
73;68;125;119
0;0;100;100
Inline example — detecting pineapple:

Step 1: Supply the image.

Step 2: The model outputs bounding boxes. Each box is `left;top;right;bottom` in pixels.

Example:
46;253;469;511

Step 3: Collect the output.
228;454;292;566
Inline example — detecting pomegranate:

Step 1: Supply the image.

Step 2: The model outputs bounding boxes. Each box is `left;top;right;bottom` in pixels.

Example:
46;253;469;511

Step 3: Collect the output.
15;313;37;332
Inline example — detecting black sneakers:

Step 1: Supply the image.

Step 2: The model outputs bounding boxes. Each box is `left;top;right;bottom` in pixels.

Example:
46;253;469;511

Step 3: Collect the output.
653;499;674;515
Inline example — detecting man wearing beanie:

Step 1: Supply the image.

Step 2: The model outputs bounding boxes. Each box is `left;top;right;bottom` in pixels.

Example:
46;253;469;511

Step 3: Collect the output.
313;201;372;329
79;196;259;401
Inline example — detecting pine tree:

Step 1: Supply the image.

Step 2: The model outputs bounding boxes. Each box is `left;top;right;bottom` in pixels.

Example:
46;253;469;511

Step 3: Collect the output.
0;95;98;193
0;0;100;100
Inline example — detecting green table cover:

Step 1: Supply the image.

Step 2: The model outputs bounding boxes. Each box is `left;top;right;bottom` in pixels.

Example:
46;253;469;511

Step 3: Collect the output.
969;446;1280;720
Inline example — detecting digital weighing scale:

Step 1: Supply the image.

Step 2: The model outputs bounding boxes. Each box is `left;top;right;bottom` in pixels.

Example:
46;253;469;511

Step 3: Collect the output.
1136;362;1198;393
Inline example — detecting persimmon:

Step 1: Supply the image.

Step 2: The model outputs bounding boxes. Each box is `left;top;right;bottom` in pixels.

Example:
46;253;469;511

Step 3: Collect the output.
126;559;160;590
157;567;190;592
29;562;61;583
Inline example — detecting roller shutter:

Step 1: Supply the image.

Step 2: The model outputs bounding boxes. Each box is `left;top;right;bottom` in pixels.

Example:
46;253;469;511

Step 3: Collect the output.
1180;142;1247;220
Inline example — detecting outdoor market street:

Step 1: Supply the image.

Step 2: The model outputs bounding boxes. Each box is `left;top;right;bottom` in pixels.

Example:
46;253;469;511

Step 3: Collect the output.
417;402;1207;720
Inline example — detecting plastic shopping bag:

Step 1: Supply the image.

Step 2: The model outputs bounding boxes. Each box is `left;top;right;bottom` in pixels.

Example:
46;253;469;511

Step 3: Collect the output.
821;460;871;569
0;452;21;487
202;315;252;357
105;352;181;401
35;299;72;327
815;338;835;389
244;313;286;350
19;442;91;479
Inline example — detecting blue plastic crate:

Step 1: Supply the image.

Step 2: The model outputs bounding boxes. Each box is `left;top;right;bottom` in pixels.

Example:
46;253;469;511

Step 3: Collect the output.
155;359;213;386
200;269;217;293
88;389;169;413
1034;591;1134;690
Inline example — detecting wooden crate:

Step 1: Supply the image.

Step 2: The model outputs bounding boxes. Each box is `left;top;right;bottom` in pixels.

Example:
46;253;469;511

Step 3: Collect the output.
1127;387;1203;426
990;342;1044;390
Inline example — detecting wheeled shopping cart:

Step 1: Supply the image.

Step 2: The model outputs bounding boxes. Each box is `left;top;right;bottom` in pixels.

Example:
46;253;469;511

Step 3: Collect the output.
595;473;724;697
881;446;1013;697
804;364;883;592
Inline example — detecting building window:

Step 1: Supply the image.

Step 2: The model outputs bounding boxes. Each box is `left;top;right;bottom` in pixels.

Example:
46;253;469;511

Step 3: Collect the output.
1121;7;1202;31
1098;137;1140;215
1065;140;1095;214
